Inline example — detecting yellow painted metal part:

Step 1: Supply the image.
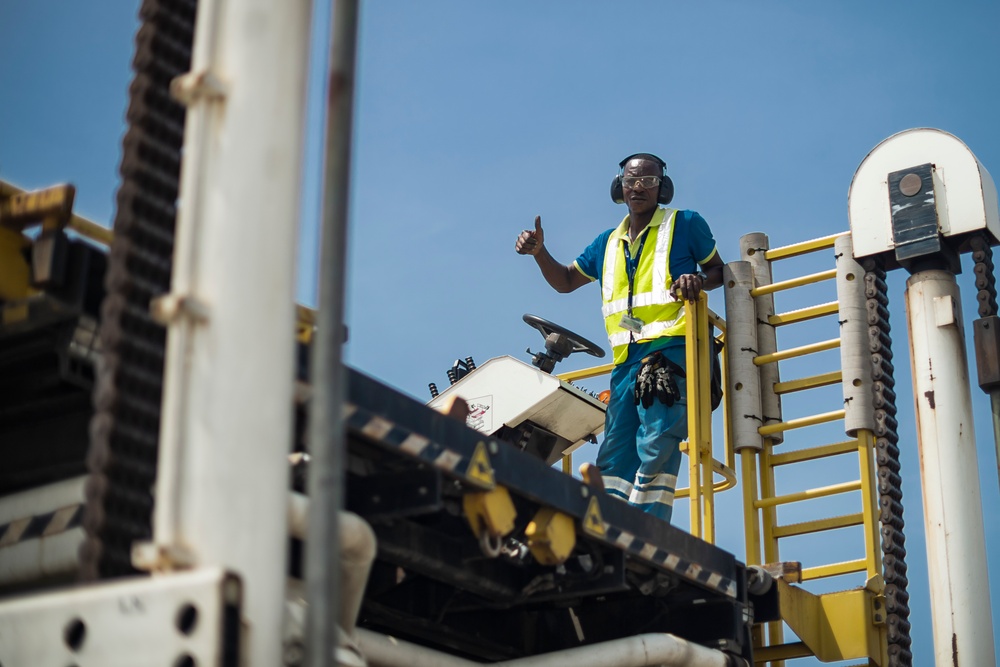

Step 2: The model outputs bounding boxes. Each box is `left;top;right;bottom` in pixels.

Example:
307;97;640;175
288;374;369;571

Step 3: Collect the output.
749;268;836;297
0;181;112;245
801;558;868;581
772;513;864;538
761;578;887;665
525;507;576;565
1;180;317;338
556;363;614;382
0;226;31;303
757;409;845;436
0;183;75;228
466;441;497;489
674;443;738;499
768;300;839;326
763;231;846;261
758;437;785;659
753;338;840;365
683;294;718;542
743;231;889;666
740;450;761;567
856;429;882;579
755;479;862;509
463;485;516;538
296;304;316;344
773;370;842;395
770;439;858;466
552;290;743;546
581;496;606;538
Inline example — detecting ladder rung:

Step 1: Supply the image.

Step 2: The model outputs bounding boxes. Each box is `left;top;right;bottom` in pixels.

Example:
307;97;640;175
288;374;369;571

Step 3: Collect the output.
758;410;844;436
772;512;864;538
750;269;837;297
773;370;842;394
801;558;867;581
768;301;839;326
755;479;861;509
770;440;858;465
754;338;840;365
764;232;847;261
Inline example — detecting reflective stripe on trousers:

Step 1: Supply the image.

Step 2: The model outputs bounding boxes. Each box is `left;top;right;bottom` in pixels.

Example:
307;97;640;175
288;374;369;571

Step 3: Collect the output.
597;345;688;522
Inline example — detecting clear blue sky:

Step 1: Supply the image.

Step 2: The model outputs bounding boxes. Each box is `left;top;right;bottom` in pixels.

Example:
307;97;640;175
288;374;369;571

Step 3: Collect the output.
3;1;999;663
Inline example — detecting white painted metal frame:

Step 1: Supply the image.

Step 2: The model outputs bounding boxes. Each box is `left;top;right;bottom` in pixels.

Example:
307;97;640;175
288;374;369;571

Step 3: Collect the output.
0;568;239;667
849;127;1000;258
149;0;313;664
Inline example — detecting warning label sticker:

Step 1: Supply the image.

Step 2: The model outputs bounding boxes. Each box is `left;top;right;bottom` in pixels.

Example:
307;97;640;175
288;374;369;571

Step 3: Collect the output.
466;395;492;432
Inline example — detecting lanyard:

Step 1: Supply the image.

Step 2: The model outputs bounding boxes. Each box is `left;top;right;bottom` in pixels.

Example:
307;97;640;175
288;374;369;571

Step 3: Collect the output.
622;231;648;316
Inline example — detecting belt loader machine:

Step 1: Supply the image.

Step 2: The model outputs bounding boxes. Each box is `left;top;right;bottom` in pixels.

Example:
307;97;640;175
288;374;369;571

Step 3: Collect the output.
0;185;763;666
0;1;765;662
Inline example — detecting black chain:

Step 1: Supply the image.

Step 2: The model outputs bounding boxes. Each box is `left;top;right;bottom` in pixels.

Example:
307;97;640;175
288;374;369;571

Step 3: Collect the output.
970;234;998;318
81;0;196;580
861;256;912;666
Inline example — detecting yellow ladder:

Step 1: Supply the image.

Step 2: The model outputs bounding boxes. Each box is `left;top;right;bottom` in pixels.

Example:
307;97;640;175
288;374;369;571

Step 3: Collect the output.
730;232;887;666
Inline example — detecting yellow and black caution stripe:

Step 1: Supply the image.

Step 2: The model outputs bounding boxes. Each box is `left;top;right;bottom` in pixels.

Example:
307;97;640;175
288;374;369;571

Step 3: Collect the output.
0;504;84;548
603;523;739;600
345;403;496;491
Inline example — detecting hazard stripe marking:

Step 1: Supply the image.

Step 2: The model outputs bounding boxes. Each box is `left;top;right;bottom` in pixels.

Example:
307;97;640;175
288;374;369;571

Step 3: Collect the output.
345;402;493;489
345;400;736;595
603;526;735;599
0;505;84;548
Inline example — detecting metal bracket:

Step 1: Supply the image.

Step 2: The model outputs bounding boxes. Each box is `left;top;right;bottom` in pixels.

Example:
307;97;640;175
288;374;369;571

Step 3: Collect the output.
0;567;241;666
170;70;227;106
132;541;199;572
150;293;211;326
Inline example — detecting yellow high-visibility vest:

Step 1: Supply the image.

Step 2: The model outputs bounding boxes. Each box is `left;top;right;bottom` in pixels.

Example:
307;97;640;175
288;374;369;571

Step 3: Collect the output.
601;207;685;365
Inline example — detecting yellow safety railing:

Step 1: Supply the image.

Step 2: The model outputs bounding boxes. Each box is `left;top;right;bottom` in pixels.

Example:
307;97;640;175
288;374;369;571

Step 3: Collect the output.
556;291;737;544
741;231;886;666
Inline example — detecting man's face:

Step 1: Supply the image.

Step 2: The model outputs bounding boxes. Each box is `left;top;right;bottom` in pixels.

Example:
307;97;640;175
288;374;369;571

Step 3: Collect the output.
622;158;661;216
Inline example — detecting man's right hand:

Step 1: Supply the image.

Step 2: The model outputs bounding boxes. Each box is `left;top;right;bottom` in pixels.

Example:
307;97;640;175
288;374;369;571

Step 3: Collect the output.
515;216;545;256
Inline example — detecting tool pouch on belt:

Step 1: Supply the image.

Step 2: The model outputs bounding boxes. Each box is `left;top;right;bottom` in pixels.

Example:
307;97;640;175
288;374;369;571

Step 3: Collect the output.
633;351;685;409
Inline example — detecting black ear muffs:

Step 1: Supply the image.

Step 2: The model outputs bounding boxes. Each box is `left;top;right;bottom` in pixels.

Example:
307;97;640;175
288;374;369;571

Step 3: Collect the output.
610;152;674;205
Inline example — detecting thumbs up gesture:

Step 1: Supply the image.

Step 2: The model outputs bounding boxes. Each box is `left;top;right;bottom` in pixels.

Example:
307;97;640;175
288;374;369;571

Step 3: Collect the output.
515;216;545;256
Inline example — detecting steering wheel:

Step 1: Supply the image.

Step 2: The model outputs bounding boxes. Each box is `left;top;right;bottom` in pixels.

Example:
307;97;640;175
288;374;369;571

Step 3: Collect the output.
522;314;606;359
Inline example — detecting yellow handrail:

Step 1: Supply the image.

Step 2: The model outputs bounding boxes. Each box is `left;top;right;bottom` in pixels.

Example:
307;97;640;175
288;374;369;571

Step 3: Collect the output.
557;291;737;544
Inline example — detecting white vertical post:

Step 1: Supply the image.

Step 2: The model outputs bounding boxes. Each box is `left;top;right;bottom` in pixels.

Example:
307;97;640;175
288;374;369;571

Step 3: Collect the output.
151;0;313;664
740;233;783;443
905;269;995;666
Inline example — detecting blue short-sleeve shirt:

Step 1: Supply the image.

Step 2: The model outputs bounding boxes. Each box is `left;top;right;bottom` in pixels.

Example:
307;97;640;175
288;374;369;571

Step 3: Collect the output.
573;208;717;364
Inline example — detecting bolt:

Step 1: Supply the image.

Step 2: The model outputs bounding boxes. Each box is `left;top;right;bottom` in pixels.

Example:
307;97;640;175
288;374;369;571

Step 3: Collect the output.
580;486;589;498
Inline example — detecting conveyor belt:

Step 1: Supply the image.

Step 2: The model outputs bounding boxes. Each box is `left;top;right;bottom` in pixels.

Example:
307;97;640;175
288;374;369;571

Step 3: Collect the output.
344;368;756;661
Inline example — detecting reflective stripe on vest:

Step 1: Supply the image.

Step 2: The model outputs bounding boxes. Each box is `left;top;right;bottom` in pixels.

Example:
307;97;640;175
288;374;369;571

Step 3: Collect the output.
601;208;685;364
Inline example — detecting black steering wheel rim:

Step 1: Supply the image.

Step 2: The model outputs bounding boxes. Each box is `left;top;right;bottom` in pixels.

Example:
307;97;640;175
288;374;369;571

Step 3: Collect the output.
522;314;606;358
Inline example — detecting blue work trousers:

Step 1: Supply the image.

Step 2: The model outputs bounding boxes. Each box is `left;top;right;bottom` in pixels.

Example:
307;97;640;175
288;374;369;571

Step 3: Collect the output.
596;345;687;522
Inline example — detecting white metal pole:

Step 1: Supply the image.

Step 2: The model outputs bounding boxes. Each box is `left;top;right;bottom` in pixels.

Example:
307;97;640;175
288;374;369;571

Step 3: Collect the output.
305;0;360;664
150;0;313;664
905;269;995;666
